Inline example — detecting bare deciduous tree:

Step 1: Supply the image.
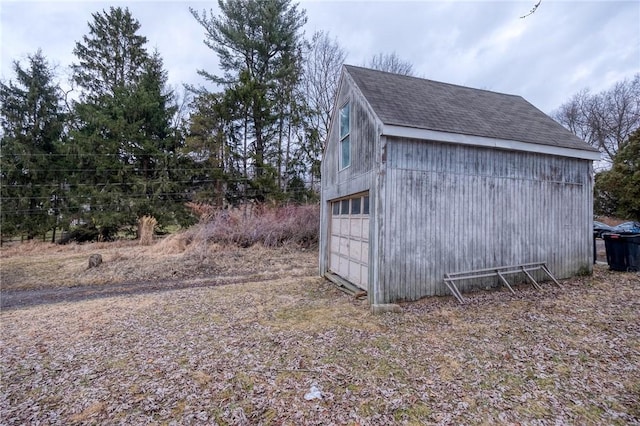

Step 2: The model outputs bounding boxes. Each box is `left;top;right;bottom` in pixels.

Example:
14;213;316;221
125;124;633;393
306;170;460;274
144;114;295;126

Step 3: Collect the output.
303;31;347;145
553;74;640;163
368;52;414;76
299;31;346;187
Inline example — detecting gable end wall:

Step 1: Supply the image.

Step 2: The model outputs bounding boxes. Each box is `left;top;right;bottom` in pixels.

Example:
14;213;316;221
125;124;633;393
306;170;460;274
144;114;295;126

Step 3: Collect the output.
319;72;382;279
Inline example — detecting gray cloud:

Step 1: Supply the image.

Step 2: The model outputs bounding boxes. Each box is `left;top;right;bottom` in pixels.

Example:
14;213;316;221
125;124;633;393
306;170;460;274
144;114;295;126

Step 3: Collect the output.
1;0;638;115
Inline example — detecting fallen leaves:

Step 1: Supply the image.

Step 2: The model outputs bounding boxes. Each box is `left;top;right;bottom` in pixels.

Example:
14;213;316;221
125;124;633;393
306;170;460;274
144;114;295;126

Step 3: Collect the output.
0;255;639;424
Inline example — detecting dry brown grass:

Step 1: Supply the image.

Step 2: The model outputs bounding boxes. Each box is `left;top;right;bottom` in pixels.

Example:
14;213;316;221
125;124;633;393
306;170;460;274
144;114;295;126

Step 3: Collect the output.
0;240;639;424
138;215;157;246
0;237;315;291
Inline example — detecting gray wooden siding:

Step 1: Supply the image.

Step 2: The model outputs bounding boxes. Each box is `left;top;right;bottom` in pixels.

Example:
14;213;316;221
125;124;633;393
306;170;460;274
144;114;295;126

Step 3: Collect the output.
319;72;381;278
378;138;593;302
321;74;379;199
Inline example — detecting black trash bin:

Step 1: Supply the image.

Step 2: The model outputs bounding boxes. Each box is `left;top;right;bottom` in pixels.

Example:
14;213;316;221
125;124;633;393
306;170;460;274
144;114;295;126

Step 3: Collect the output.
627;234;640;271
603;232;640;272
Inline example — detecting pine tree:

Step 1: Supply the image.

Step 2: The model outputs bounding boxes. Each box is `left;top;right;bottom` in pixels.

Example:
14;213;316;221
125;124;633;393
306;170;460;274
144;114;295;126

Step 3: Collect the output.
69;7;184;236
0;50;66;242
190;0;307;202
183;92;235;207
72;7;149;101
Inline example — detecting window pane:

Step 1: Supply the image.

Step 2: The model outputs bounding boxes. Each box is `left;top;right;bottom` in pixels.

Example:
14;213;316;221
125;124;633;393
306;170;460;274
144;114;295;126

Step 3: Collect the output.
363;195;370;214
341;136;350;168
332;202;340;215
351;197;361;214
340;103;350;139
341;199;349;215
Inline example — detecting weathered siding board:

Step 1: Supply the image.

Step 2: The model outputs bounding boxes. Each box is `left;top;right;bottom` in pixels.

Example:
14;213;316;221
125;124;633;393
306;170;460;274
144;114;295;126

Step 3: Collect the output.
379;138;593;301
319;71;381;280
387;139;588;185
322;73;379;192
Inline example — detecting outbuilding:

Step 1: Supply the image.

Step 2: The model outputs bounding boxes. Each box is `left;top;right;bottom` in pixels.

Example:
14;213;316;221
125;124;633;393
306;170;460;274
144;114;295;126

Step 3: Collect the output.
319;65;600;308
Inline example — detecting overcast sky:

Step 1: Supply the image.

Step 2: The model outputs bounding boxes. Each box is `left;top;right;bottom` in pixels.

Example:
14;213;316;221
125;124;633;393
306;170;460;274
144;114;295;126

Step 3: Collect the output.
1;0;638;114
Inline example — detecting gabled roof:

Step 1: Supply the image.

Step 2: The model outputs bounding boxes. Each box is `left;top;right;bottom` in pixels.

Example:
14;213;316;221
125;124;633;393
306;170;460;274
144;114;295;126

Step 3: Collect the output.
343;65;599;156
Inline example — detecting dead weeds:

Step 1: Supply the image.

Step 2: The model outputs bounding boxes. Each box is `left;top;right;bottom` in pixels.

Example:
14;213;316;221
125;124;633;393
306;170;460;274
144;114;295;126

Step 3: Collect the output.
0;241;639;424
0;239;316;291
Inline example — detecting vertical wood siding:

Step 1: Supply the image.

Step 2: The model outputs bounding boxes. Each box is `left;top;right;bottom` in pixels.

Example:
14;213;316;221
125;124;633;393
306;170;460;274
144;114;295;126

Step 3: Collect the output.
321;73;378;197
319;72;381;278
379;138;593;302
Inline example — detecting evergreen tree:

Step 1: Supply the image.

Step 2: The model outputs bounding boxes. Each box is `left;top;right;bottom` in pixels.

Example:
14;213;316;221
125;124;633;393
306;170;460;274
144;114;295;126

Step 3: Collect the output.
190;0;307;202
595;129;640;221
72;7;149;101
69;7;185;236
183;92;232;207
125;51;184;224
0;50;66;242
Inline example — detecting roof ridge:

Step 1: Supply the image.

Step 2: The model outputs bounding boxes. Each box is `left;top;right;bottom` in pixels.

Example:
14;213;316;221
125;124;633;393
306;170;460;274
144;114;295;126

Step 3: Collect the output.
343;64;523;99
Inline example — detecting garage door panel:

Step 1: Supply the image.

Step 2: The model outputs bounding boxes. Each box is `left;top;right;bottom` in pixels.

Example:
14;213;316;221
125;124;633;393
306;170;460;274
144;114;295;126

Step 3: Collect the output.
361;265;368;284
340;218;350;235
338;255;349;277
329;194;370;291
330;235;340;253
330;253;340;271
331;217;340;236
350;240;362;261
348;260;361;285
350;218;362;238
339;236;349;256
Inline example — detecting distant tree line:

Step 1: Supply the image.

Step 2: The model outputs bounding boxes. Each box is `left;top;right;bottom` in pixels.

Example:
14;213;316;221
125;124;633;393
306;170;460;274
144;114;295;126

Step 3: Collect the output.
16;0;629;242
0;1;410;242
553;74;640;221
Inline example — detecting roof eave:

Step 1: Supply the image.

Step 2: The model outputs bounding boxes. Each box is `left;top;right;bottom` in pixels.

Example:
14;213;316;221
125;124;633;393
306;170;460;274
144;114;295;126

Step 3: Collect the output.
382;125;601;161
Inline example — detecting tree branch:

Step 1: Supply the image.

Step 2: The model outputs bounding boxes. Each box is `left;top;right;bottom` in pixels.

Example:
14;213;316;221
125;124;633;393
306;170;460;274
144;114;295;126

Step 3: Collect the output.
520;0;542;19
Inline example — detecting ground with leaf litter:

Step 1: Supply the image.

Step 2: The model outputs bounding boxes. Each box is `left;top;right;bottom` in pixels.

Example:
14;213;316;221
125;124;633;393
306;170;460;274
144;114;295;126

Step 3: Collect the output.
1;241;639;425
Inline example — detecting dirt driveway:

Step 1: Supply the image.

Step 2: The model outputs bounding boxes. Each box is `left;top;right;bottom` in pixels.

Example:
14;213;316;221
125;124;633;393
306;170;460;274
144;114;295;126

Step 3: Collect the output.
0;241;317;309
1;274;302;310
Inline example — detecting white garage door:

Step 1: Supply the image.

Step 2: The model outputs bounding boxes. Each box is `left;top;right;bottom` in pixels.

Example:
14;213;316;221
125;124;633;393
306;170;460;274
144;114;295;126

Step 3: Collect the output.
329;193;369;290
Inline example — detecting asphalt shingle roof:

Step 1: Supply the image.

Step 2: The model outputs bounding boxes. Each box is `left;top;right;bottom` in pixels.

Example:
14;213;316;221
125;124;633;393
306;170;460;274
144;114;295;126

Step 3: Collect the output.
344;65;598;152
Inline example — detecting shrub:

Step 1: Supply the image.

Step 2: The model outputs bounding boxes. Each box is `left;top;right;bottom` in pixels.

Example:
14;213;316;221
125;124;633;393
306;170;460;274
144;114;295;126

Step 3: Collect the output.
184;203;319;249
57;224;118;244
58;225;100;244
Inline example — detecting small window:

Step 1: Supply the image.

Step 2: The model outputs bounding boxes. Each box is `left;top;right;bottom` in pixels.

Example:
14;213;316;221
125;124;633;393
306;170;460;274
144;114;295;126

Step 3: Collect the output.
339;103;350;169
341;137;350;169
332;202;340;216
341;199;349;215
340;103;350;139
363;195;370;214
351;197;361;214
